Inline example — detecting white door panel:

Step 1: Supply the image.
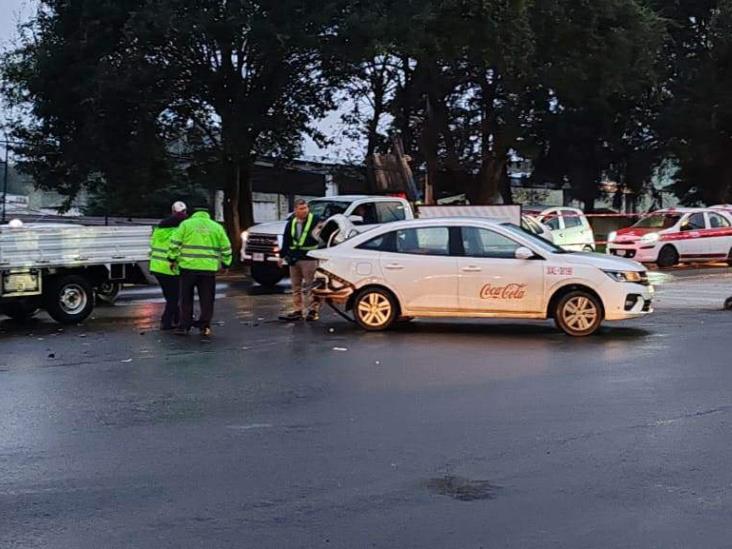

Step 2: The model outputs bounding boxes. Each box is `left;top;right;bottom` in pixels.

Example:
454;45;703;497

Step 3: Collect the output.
458;258;544;313
379;252;459;311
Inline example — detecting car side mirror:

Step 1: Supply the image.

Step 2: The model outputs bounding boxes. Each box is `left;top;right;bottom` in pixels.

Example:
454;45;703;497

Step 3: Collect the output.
515;247;535;260
348;215;364;225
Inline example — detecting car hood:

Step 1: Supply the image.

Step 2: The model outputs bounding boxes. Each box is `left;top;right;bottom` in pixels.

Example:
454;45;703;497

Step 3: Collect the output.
553;251;645;271
614;227;661;243
247;220;287;236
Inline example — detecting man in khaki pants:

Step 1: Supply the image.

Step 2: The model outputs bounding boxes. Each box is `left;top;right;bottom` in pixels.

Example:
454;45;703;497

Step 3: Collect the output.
279;199;322;321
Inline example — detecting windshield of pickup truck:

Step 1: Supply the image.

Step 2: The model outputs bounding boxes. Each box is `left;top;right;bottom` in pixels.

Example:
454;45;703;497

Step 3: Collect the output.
308;200;353;219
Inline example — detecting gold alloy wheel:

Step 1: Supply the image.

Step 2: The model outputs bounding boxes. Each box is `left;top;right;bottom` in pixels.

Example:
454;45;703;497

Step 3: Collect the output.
561;295;599;333
356;292;393;328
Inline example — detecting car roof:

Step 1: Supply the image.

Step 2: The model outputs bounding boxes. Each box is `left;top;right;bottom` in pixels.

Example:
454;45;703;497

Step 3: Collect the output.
310;195;405;202
360;217;508;230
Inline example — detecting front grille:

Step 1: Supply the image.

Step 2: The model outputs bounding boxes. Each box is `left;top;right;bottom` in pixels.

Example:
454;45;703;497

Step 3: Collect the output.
642;299;652;312
246;235;278;254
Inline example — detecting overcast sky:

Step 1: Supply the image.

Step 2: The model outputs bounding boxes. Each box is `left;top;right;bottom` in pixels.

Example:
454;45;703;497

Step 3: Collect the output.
0;0;33;47
0;0;352;159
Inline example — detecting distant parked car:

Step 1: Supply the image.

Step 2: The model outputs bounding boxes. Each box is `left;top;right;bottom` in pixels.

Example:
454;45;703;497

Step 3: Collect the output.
524;207;596;252
606;207;732;267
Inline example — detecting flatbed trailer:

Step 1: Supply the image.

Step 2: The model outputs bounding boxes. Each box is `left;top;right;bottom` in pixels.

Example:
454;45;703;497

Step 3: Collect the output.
0;223;153;324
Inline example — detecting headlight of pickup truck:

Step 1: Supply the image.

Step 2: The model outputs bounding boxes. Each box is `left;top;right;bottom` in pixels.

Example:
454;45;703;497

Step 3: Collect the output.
604;270;644;283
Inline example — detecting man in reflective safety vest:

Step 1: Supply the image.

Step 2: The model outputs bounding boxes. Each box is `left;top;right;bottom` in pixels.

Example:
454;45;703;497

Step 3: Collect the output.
279;198;322;321
149;201;187;330
168;207;232;337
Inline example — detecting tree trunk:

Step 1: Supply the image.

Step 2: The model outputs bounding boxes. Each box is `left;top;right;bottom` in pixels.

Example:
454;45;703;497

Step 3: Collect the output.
222;153;242;258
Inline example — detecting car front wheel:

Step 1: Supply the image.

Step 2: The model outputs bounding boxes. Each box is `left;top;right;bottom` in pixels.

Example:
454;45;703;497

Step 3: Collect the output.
353;288;398;331
554;291;603;337
657;245;679;268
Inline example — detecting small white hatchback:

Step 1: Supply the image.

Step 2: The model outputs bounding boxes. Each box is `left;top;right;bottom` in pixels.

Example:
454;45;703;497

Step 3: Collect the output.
309;218;653;336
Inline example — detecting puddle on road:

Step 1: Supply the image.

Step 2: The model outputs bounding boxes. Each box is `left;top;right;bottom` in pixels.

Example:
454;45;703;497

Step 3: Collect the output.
424;475;501;501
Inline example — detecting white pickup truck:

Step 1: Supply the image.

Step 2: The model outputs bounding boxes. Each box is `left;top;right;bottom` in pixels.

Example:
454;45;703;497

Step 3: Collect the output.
0;222;152;324
241;195;414;287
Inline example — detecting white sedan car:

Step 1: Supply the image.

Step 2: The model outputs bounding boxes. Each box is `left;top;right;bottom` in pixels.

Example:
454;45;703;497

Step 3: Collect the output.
309;218;653;337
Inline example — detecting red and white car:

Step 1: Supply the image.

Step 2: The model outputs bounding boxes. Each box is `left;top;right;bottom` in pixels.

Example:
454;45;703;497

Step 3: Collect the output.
606;208;732;267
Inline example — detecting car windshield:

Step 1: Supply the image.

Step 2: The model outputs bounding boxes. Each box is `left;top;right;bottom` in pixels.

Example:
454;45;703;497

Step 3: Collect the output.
633;214;681;229
308;200;352;219
501;223;569;254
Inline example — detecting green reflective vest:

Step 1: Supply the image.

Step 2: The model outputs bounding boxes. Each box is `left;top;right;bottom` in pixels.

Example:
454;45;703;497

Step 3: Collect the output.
290;213;318;251
150;226;179;275
168;211;233;272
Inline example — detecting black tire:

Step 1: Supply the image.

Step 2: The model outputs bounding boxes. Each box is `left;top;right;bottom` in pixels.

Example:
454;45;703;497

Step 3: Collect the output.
657;245;679;268
251;263;285;287
44;275;95;324
352;287;398;332
725;297;732;311
727;248;732;267
96;281;121;305
583;245;594;253
554;290;603;337
1;300;40;322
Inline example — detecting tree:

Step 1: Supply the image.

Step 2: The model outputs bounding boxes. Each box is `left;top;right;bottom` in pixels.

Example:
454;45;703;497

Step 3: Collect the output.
655;0;732;204
126;0;345;249
529;0;666;211
0;0;175;212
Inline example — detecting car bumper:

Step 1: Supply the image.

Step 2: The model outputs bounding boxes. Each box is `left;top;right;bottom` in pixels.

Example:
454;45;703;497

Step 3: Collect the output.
240;253;282;265
311;269;355;304
606;243;659;263
603;282;655;320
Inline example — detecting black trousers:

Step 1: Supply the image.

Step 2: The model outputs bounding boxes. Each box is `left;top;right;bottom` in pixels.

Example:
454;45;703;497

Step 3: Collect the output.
154;273;180;329
180;269;217;330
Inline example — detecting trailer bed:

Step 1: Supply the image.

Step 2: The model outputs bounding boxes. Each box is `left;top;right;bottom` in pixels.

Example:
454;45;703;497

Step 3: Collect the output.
0;225;152;270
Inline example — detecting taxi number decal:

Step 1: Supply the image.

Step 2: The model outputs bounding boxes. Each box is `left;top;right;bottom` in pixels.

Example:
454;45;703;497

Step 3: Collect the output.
480;283;527;300
546;266;573;276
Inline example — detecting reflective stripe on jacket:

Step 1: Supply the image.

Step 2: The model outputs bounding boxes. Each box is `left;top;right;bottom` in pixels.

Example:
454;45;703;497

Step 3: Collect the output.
150;226;178;275
168;211;233;272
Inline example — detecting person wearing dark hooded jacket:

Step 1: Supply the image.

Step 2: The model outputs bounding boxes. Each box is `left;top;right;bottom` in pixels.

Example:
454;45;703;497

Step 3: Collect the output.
149;201;188;330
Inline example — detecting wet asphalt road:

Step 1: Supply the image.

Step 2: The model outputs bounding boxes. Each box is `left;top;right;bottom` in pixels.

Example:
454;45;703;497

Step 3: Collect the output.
2;276;732;548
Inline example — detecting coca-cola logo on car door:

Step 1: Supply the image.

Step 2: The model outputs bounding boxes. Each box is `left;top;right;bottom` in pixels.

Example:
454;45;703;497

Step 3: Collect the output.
480;283;527;300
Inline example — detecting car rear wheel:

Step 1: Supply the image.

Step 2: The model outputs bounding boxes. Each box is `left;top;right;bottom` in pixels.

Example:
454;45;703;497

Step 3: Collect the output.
583;245;594;252
353;288;398;331
657;245;679;268
554;291;603;337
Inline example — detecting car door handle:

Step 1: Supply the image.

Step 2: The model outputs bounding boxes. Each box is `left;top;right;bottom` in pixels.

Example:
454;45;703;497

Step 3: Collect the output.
461;266;482;272
385;263;404;270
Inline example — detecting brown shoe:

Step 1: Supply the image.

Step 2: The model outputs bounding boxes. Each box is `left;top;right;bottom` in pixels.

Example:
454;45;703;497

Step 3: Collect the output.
201;327;212;337
306;310;320;322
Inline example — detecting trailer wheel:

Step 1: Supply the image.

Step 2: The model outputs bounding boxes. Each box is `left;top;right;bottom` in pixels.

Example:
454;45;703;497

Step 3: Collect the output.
45;275;95;324
96;281;121;305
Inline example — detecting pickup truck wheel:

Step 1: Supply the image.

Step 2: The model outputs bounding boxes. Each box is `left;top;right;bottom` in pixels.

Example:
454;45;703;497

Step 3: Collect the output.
45;275;94;324
554;291;603;337
251;263;285;288
353;288;398;331
1;301;40;322
96;281;121;305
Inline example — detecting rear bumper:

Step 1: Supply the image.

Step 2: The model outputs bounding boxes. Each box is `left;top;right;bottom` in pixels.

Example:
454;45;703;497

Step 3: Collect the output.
311;269;355;304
